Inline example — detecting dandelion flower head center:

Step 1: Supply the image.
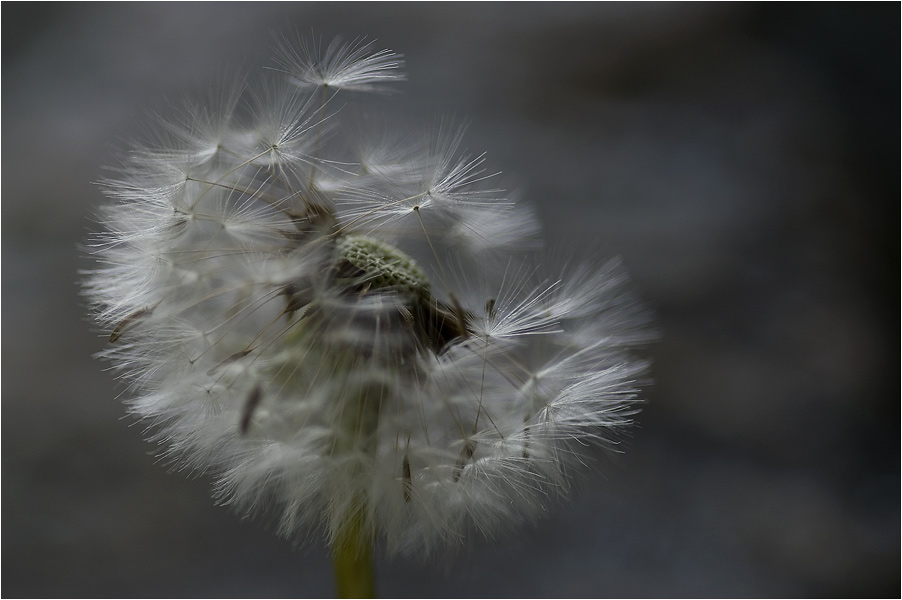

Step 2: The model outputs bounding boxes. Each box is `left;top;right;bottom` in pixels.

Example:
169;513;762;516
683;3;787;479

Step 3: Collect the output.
334;234;430;303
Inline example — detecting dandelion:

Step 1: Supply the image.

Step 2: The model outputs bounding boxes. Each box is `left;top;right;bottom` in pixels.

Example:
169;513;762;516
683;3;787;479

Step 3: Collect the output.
84;37;651;597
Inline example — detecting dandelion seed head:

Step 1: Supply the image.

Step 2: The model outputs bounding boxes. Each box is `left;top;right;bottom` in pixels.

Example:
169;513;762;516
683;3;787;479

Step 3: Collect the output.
84;37;650;556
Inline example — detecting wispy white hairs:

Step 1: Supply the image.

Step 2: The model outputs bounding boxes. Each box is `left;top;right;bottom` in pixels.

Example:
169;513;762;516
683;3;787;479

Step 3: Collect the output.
84;37;651;556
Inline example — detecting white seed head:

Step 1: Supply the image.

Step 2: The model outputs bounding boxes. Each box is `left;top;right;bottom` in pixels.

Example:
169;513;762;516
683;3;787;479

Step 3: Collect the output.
84;38;651;555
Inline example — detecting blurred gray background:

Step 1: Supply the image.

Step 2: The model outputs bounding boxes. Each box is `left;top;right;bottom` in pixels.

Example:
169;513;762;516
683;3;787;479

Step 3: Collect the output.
3;3;898;597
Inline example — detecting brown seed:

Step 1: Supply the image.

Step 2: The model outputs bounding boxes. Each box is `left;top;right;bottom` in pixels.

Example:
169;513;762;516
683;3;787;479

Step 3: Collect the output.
281;284;306;316
402;453;412;503
240;385;263;434
448;293;470;342
109;306;154;342
452;439;477;482
206;349;253;376
485;297;497;322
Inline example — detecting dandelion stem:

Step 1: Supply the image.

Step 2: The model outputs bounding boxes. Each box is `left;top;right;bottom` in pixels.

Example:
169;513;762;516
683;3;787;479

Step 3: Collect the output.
332;510;376;598
330;381;380;598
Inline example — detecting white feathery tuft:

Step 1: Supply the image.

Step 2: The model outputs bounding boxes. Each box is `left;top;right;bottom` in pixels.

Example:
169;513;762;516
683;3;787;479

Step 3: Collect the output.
84;37;651;556
275;35;406;93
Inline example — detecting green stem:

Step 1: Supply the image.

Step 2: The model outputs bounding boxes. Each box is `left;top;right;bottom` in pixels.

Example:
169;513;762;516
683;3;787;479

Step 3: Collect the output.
330;379;380;598
332;509;375;598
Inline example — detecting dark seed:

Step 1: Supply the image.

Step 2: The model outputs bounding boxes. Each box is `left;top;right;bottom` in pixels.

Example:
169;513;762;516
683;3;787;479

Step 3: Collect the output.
452;440;477;482
109;307;154;342
402;454;412;503
207;349;253;376
240;385;263;434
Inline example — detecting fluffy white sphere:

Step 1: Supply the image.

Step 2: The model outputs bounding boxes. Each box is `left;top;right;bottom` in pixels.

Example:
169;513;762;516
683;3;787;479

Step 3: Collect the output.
84;37;651;555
